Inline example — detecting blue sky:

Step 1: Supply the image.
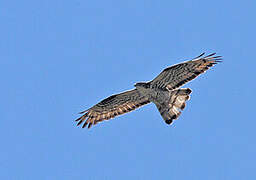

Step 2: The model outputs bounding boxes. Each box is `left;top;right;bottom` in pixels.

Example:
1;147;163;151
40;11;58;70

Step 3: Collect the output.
1;0;255;179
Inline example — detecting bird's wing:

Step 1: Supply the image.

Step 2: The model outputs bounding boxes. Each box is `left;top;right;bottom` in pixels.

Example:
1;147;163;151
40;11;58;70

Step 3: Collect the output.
75;89;150;128
150;53;222;90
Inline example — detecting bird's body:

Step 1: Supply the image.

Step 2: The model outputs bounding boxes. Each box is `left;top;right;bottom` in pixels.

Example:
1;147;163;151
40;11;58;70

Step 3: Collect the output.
135;82;165;104
76;53;222;128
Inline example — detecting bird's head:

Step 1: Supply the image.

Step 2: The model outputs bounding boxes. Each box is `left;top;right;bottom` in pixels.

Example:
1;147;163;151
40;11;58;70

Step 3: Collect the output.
134;82;150;89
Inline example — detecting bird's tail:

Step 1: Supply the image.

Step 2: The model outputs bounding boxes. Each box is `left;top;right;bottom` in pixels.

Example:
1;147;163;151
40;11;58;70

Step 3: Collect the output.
157;88;192;125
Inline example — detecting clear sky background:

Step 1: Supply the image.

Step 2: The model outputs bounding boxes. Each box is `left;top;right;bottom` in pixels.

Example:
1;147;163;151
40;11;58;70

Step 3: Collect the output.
1;0;255;179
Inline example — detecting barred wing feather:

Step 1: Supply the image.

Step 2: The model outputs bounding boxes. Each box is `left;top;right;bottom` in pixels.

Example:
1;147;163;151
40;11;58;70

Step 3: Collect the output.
150;53;222;90
76;89;150;128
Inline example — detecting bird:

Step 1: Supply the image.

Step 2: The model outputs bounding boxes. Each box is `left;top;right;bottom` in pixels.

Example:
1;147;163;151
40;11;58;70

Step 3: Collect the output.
75;52;222;129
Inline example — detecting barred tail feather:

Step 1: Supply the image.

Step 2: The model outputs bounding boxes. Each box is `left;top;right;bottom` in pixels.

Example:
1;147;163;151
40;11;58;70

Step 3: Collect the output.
157;88;192;125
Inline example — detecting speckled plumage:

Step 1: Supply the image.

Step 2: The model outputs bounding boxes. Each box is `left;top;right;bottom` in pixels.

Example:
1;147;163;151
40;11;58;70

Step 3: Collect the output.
75;53;222;129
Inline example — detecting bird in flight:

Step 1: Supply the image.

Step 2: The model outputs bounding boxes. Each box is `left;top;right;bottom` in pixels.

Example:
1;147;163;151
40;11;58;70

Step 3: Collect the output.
75;53;222;129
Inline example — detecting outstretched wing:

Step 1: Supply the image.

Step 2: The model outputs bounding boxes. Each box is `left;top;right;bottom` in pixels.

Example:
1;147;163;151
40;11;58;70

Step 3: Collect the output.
75;89;150;128
150;53;222;90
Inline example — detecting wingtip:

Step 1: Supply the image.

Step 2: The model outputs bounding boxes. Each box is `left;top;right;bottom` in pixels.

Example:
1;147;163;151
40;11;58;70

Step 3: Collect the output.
77;120;83;126
202;53;223;63
82;122;88;128
87;123;92;129
205;52;216;58
195;52;205;59
79;109;89;114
